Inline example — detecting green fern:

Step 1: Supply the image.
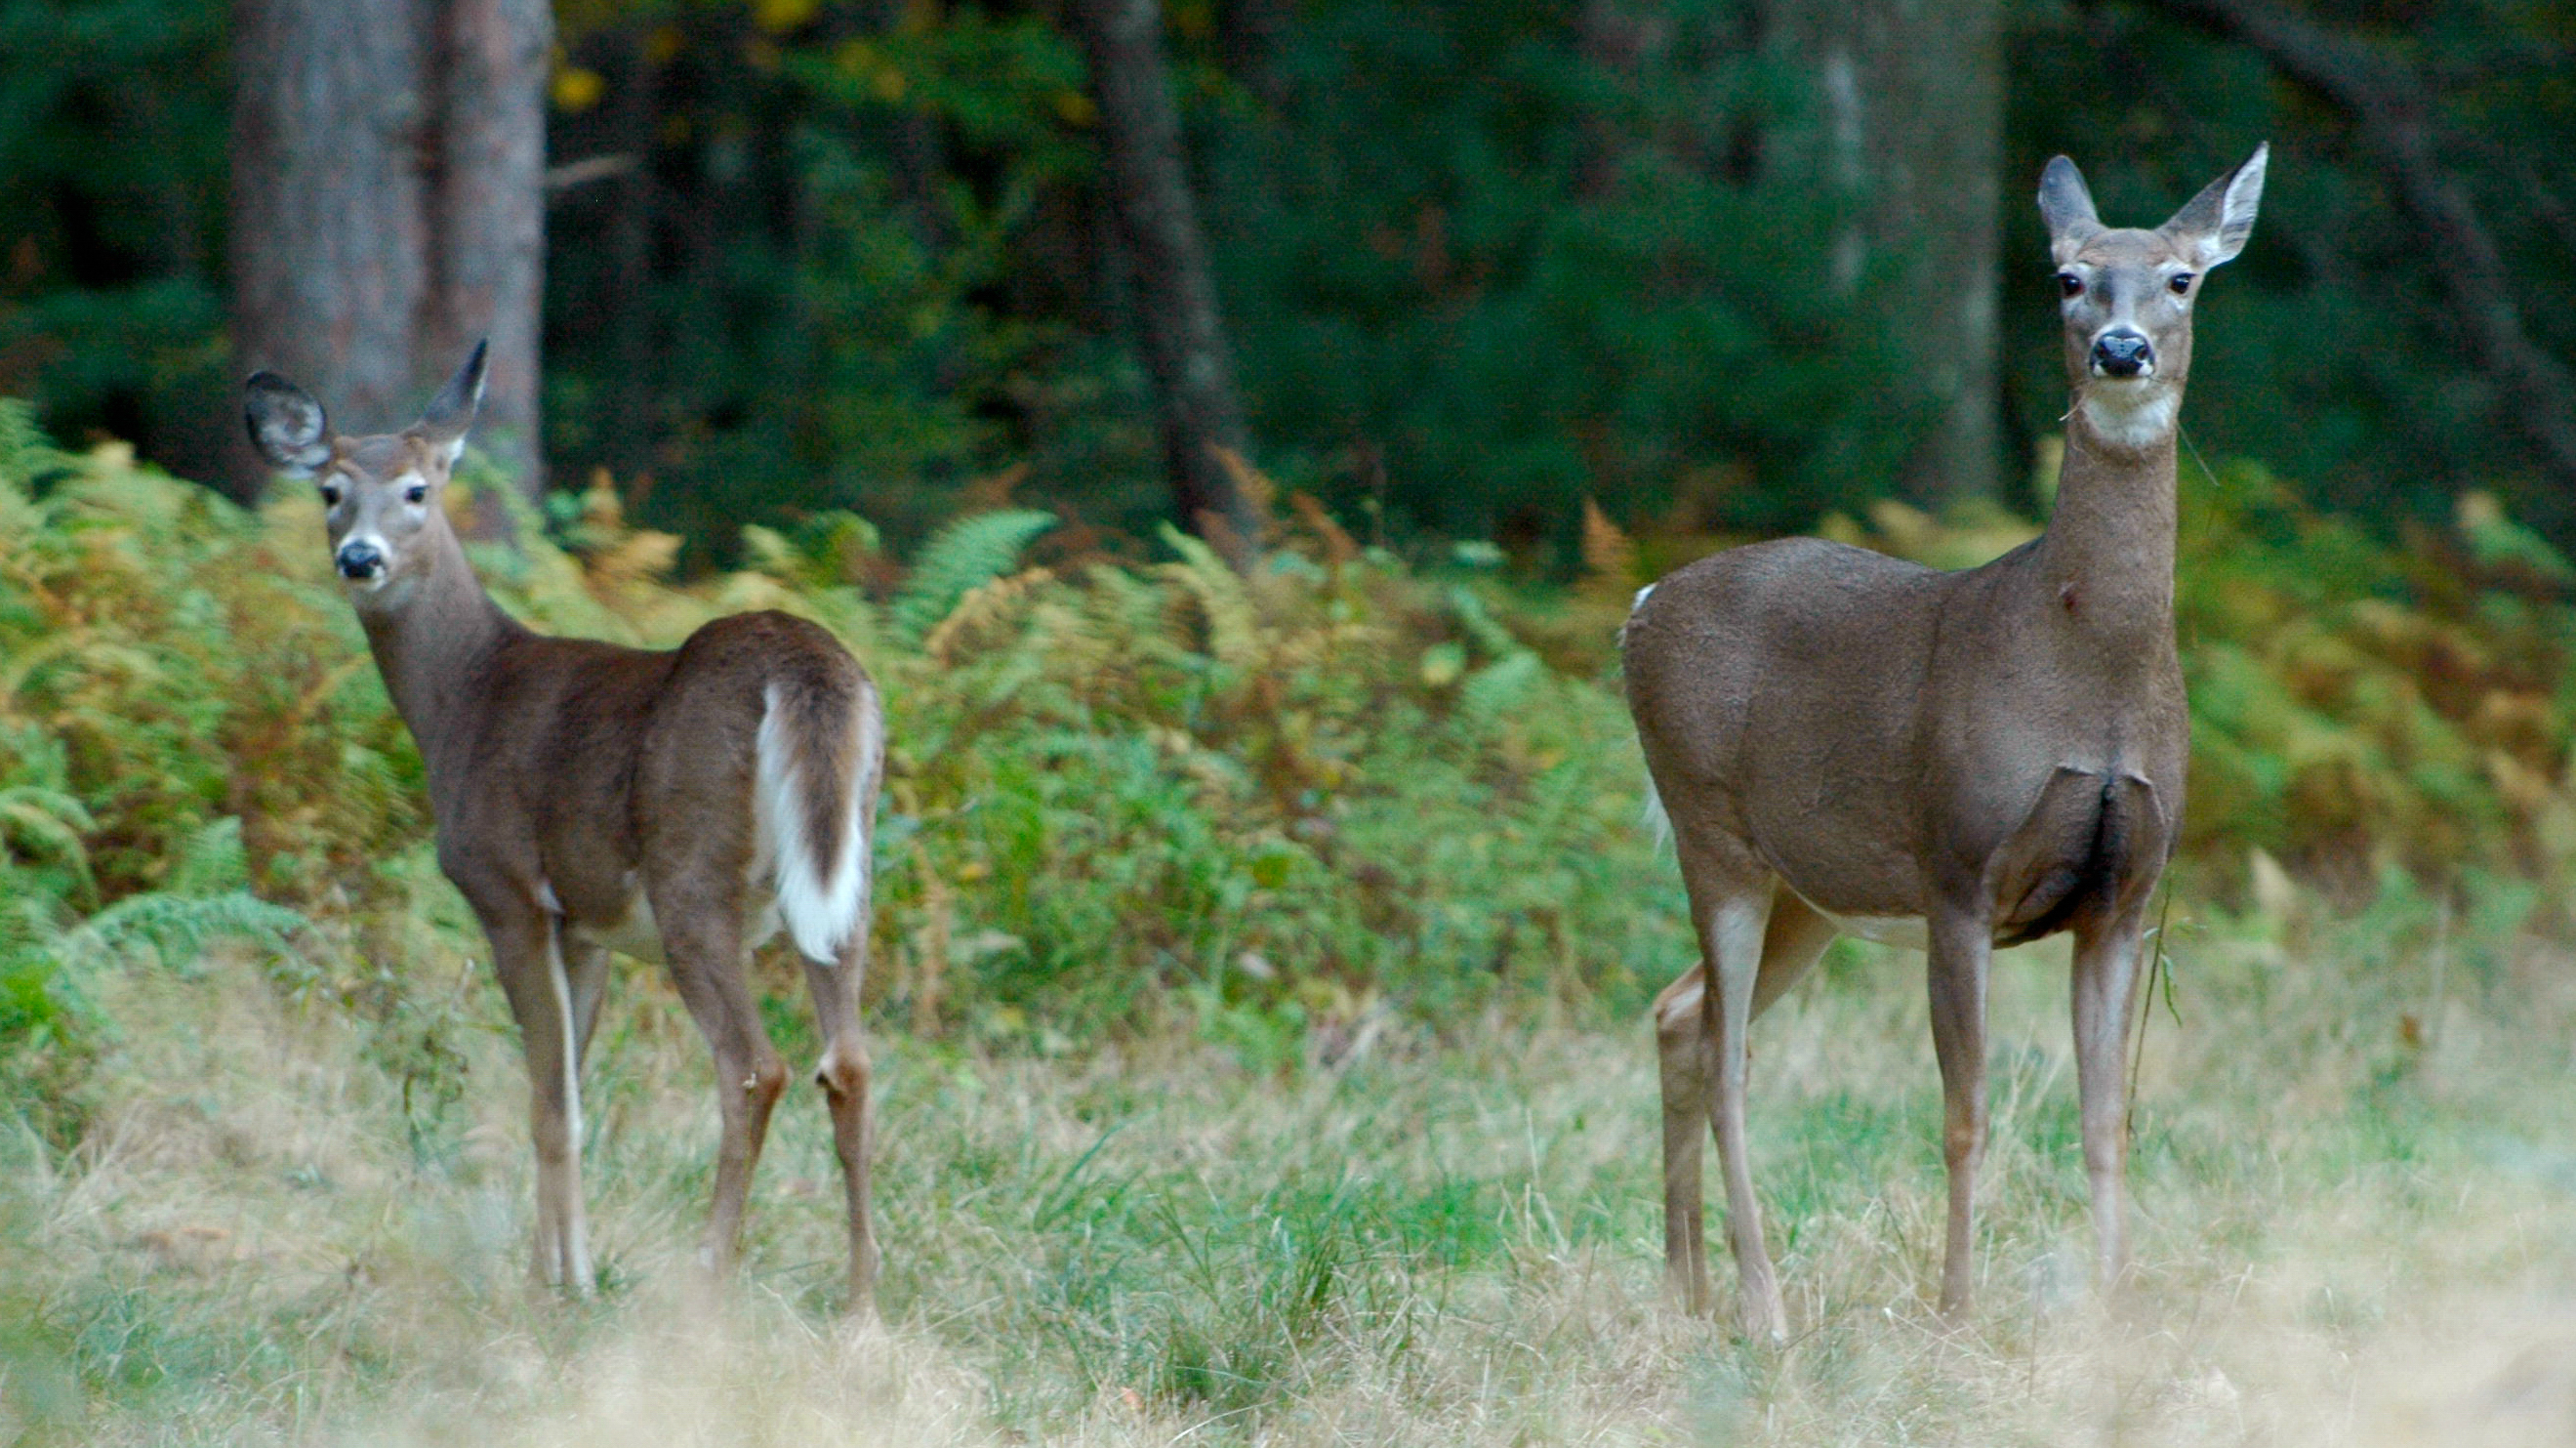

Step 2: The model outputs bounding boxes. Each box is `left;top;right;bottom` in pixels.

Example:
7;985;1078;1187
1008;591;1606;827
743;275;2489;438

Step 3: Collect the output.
890;509;1057;643
69;889;310;979
0;398;70;499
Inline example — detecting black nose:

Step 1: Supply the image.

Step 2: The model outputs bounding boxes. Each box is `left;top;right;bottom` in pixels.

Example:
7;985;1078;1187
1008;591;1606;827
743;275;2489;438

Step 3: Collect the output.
336;541;385;579
2092;331;2152;377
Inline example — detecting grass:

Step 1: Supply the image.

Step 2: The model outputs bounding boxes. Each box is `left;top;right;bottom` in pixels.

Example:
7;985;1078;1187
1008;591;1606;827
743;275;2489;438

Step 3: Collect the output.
6;868;2576;1446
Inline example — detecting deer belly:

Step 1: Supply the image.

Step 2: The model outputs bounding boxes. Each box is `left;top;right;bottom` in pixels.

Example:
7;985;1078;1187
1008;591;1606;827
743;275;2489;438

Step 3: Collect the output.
562;887;784;966
1804;904;1929;951
571;892;666;966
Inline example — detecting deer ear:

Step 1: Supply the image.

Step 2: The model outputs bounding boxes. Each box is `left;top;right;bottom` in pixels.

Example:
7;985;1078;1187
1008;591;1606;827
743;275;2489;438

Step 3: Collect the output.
2038;155;2104;265
410;339;488;466
243;372;333;477
2162;142;2268;269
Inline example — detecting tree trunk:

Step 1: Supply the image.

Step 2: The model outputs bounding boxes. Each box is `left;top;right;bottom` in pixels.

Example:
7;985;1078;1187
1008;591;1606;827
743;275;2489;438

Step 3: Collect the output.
230;0;551;518
424;0;553;519
1767;0;2005;506
1069;0;1261;563
229;0;429;503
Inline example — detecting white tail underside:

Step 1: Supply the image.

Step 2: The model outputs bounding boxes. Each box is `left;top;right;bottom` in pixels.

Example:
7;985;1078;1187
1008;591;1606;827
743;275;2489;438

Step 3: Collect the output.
755;683;878;964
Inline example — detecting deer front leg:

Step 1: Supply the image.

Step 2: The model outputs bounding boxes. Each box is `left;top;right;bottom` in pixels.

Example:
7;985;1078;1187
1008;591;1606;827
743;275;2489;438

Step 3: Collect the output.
2071;908;2148;1295
481;908;593;1294
1654;968;1714;1315
1926;908;1994;1319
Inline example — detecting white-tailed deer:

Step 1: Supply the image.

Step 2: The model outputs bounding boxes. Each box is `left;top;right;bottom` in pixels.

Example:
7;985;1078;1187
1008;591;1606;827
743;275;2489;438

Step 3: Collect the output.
1624;145;2267;1335
243;344;887;1307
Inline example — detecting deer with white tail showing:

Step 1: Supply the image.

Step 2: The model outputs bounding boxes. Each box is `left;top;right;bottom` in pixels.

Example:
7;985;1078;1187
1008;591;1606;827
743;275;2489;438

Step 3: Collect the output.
1624;145;2267;1335
243;344;887;1308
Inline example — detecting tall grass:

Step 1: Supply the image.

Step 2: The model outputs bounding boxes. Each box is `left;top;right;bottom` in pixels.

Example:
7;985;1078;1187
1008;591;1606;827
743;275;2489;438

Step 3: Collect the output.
4;872;2574;1443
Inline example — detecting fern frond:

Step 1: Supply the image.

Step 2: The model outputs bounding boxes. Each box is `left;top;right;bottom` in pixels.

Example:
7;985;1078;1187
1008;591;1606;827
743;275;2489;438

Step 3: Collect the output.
69;889;310;977
891;509;1058;644
1156;523;1261;666
923;566;1056;663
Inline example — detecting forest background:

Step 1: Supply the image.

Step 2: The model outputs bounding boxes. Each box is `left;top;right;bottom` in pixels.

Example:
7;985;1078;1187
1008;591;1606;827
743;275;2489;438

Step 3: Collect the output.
7;0;2575;559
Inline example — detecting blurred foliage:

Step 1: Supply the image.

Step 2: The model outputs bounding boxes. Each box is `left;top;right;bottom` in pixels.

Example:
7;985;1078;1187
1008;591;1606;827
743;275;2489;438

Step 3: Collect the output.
3;0;2572;558
11;401;2576;1146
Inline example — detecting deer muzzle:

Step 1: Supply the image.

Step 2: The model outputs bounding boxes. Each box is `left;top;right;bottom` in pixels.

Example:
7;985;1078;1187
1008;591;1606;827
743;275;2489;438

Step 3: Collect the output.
2090;330;2153;378
336;538;387;581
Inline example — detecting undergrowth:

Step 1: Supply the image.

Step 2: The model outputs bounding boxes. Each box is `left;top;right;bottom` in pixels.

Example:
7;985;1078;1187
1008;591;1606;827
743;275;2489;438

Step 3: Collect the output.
8;403;2576;1144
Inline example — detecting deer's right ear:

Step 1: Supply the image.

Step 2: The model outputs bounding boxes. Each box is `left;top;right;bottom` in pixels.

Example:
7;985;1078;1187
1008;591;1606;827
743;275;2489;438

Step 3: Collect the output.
2037;155;2103;266
411;339;488;467
243;372;333;477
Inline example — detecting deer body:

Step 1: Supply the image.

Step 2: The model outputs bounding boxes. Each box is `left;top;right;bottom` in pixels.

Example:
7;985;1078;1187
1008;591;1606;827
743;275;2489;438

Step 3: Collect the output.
246;347;886;1306
1626;146;2265;1334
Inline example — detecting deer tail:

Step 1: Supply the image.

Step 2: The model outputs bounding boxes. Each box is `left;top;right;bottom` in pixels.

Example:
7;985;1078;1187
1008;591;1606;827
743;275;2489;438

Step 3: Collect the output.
755;663;882;964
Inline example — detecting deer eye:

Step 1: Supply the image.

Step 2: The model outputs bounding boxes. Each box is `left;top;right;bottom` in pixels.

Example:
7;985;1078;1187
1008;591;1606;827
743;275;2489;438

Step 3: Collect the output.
320;481;343;507
2169;272;2195;295
2058;271;2085;298
404;482;428;506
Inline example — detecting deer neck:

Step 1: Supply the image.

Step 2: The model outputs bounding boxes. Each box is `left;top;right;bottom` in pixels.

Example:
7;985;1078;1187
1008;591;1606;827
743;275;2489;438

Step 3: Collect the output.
354;527;519;770
2028;387;2181;647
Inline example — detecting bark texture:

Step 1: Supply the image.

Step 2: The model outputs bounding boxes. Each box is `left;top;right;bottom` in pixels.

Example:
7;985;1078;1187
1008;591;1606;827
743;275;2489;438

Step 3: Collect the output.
1768;0;2006;505
425;0;554;502
230;0;429;502
1070;0;1261;561
230;0;551;512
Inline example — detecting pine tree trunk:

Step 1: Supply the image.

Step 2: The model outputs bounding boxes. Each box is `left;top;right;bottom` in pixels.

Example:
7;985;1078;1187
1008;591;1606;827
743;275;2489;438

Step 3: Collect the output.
229;0;429;503
230;0;550;518
1069;0;1261;563
424;0;553;519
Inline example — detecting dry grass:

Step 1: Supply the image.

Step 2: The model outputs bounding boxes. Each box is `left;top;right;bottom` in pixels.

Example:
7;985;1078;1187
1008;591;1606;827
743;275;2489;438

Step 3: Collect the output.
7;876;2576;1446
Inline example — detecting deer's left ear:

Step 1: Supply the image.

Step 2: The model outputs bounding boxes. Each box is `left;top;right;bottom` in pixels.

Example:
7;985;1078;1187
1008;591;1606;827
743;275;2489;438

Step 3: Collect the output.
410;339;488;467
244;372;334;477
2162;142;2268;269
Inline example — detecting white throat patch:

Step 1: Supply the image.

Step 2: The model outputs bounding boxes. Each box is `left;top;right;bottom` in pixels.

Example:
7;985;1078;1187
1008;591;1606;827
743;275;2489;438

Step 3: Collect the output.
2078;386;2179;452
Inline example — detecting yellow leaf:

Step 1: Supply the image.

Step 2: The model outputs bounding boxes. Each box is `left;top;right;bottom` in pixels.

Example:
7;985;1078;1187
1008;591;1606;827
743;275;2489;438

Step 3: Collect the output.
551;67;605;113
754;0;819;33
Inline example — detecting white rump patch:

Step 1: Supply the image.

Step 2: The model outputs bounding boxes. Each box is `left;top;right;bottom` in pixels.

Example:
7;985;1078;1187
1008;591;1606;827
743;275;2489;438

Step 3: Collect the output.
1631;582;1656;613
1641;776;1673;852
755;682;878;964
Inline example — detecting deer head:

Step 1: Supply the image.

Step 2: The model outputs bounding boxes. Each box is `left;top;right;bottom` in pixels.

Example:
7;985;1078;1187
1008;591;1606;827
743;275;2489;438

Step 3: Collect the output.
2040;145;2267;449
243;342;488;603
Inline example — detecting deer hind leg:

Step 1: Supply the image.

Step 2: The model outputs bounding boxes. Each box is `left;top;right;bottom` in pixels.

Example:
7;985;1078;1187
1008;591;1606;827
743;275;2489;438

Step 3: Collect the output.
1655;968;1715;1315
2071;908;2147;1296
802;931;879;1314
1656;890;1836;1317
483;909;593;1294
1926;905;1996;1318
563;934;612;1067
652;888;788;1278
1666;839;1786;1339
